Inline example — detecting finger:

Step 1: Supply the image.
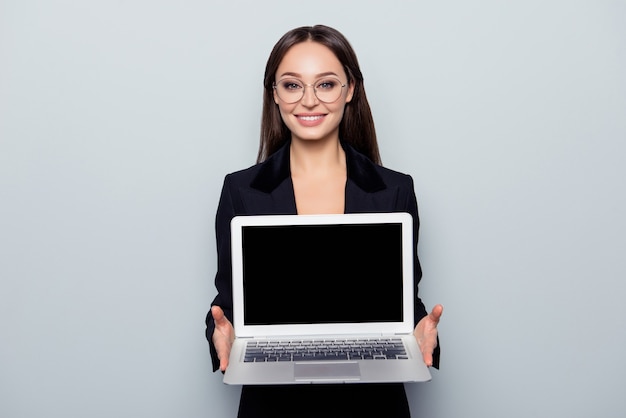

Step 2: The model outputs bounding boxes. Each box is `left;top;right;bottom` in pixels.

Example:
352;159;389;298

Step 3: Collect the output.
211;305;227;326
211;305;223;319
213;332;231;371
219;356;229;372
212;306;233;371
420;338;437;367
213;336;232;371
429;304;443;323
422;351;433;367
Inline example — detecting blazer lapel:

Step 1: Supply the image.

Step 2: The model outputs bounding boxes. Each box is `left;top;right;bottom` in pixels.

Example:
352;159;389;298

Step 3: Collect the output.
345;180;399;213
239;179;298;215
240;143;298;215
343;143;399;213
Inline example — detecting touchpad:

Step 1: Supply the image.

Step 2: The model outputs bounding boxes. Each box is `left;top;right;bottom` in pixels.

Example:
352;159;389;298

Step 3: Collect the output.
294;362;361;381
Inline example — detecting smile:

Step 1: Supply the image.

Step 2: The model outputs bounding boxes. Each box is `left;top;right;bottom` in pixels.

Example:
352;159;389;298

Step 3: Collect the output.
295;114;326;128
297;115;324;121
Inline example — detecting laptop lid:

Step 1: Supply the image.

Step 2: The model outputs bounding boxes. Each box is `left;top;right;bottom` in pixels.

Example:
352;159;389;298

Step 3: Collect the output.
230;212;415;338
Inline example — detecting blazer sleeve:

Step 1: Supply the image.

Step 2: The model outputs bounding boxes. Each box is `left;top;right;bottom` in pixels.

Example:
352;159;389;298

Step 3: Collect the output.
400;174;441;369
205;174;237;373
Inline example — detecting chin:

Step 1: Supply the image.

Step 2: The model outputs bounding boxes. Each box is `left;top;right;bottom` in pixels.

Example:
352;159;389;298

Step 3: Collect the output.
293;134;337;143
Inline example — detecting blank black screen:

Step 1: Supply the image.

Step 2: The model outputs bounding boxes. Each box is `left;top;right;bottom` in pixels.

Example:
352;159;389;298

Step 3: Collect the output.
241;223;404;325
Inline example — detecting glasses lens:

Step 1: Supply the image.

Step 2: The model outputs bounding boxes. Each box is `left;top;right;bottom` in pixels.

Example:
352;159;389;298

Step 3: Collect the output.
275;77;345;104
275;78;304;104
314;78;344;103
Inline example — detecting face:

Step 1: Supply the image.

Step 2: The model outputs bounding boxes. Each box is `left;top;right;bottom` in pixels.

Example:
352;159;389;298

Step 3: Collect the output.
273;41;354;144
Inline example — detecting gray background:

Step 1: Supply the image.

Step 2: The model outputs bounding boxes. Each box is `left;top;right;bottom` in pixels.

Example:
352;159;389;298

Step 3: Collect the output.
1;1;625;417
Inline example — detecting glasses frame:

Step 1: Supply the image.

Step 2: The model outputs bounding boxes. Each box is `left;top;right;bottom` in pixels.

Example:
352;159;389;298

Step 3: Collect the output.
272;76;347;104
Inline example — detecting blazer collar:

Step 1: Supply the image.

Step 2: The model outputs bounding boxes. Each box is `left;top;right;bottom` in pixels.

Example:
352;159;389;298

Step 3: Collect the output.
250;140;386;194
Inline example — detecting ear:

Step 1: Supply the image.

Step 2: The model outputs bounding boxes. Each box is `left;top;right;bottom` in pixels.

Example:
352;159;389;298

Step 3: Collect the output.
345;81;355;103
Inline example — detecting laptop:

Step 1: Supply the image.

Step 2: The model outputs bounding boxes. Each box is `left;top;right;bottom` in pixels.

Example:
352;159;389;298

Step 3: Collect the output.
223;212;432;385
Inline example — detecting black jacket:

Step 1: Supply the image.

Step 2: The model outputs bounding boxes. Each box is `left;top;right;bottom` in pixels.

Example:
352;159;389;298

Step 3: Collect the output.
205;140;439;371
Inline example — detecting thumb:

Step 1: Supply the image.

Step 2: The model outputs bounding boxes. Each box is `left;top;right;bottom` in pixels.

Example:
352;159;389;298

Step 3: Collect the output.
430;304;443;323
211;305;226;324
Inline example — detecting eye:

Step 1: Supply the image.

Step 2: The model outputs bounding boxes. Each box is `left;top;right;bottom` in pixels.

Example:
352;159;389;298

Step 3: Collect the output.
280;79;303;91
316;79;339;90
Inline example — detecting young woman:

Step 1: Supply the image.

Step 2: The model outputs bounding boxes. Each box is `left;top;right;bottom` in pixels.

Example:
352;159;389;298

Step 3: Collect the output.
206;25;443;418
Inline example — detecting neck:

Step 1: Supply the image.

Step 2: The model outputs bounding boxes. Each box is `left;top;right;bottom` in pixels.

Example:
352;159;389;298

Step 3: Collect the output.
289;137;345;175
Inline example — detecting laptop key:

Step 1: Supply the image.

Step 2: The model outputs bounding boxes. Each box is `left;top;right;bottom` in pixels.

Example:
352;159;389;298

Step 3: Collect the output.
244;337;408;363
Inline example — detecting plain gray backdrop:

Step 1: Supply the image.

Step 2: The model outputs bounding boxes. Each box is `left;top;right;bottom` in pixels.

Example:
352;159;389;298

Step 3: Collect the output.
1;1;625;417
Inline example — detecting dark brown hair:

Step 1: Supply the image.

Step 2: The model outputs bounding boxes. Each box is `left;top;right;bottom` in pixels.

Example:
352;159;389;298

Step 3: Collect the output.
257;25;380;164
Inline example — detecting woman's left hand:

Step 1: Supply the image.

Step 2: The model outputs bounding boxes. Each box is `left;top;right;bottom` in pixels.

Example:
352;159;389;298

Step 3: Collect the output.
413;304;443;367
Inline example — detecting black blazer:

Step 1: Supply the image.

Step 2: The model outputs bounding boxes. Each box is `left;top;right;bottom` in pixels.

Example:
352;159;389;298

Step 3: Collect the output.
205;141;439;371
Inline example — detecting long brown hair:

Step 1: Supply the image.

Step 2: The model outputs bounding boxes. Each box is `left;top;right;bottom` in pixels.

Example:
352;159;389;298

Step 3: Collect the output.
257;25;380;165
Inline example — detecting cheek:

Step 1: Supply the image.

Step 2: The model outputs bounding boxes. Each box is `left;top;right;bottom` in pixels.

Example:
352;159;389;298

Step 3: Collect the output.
330;102;348;118
276;104;295;127
276;100;297;116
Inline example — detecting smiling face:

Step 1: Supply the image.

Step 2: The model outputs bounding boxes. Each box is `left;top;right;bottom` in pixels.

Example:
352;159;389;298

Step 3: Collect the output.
273;41;354;145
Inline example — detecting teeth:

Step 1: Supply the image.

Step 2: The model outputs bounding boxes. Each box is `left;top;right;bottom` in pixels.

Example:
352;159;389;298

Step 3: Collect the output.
299;115;322;121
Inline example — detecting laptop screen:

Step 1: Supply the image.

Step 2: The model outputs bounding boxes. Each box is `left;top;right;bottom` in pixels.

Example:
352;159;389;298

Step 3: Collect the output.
241;222;404;326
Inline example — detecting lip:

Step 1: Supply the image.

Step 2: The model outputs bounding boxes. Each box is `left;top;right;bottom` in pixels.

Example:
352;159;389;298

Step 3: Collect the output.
295;113;326;127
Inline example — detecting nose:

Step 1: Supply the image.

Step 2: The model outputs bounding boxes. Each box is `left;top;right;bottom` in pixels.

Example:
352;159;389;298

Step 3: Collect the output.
300;84;319;107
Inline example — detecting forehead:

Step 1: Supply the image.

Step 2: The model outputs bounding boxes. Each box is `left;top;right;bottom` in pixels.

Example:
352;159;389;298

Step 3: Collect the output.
276;41;345;79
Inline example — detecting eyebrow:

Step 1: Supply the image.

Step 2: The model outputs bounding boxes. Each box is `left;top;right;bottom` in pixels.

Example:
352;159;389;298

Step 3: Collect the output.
277;71;340;79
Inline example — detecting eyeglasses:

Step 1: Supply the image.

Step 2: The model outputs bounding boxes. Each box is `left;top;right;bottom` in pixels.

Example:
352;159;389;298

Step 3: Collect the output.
273;76;347;104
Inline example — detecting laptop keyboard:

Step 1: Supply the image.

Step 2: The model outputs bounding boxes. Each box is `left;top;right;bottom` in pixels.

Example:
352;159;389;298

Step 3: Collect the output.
243;337;409;362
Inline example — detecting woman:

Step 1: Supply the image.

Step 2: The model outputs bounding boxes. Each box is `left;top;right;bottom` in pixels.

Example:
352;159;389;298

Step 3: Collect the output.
206;24;443;417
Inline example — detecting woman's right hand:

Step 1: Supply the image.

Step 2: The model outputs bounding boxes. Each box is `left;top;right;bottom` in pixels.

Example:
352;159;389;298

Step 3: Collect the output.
211;305;235;372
